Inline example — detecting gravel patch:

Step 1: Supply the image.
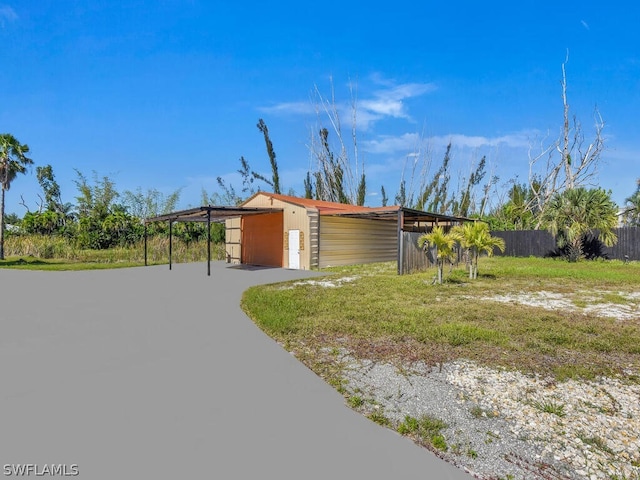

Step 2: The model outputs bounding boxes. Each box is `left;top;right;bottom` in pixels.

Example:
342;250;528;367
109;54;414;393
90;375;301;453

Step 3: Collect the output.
338;351;640;480
478;291;640;321
484;291;576;311
288;276;359;288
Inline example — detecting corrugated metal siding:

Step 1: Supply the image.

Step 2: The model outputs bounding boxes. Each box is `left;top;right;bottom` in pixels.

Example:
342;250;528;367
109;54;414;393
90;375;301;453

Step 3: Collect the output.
225;217;242;264
319;216;397;268
309;210;319;268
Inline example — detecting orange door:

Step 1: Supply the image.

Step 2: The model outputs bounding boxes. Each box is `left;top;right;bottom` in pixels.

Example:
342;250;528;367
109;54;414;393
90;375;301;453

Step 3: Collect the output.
241;212;284;267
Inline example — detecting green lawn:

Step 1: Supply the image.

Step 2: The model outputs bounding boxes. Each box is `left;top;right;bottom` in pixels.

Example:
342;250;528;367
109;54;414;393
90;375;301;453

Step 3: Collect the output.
242;257;640;382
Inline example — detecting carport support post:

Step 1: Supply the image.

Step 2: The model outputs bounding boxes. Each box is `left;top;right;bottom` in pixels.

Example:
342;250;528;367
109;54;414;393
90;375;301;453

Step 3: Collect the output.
144;222;147;266
169;220;173;271
207;210;211;276
397;209;405;275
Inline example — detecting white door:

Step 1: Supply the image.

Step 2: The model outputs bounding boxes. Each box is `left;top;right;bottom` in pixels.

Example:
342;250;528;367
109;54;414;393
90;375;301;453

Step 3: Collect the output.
288;230;300;269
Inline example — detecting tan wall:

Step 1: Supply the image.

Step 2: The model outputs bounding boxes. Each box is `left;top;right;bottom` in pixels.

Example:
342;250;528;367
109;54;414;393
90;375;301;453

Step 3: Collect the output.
319;216;397;268
225;217;242;264
242;194;313;269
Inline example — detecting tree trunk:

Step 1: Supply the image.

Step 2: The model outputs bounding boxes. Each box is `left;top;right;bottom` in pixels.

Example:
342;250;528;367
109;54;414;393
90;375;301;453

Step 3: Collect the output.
561;57;572;190
469;248;475;279
437;260;443;284
568;240;582;262
473;252;479;279
0;186;5;260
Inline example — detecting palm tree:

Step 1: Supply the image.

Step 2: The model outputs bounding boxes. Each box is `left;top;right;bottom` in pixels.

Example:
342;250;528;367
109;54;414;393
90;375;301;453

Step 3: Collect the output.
622;179;640;227
452;221;506;279
541;187;618;262
417;226;457;284
0;134;33;259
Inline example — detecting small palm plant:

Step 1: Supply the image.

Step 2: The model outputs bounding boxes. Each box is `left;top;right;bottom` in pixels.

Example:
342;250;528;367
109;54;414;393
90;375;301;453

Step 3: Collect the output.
417;226;457;284
542;187;618;262
451;221;505;279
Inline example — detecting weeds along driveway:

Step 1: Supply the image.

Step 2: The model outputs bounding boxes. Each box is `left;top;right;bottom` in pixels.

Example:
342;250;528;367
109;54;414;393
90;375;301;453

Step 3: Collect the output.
0;262;471;480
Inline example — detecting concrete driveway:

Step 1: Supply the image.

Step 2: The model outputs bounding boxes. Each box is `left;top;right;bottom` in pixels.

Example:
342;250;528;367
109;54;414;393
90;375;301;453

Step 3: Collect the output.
0;262;471;479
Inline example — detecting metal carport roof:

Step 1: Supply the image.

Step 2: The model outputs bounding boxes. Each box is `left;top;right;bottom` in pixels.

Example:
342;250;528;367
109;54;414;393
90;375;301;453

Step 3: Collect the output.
144;205;284;276
144;205;283;224
325;205;470;224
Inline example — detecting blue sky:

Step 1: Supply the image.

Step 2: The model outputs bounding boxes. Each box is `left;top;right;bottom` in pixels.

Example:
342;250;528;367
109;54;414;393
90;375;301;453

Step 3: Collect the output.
1;1;639;215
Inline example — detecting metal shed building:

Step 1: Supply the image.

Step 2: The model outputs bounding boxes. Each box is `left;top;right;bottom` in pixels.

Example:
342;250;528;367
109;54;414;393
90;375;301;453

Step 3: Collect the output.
145;193;467;275
226;193;466;274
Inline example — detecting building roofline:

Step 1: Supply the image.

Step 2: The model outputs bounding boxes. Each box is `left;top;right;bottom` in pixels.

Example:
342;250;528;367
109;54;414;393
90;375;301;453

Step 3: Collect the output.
242;192;382;214
146;193;471;224
145;205;283;223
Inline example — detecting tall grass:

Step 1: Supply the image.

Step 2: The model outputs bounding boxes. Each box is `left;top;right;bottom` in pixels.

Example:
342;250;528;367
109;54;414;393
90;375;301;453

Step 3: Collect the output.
3;234;226;264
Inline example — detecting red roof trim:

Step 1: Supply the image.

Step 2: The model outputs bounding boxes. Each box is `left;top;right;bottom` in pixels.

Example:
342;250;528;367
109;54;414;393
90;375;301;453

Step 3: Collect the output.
243;192;400;215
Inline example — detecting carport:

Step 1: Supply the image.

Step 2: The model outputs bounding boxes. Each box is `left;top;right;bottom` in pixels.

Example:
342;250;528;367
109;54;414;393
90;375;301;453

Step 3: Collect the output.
323;207;469;274
144;205;283;276
146;198;470;276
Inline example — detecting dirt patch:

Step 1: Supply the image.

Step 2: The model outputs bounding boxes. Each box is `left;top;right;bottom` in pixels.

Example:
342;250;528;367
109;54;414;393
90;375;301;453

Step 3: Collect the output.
292;276;359;288
480;290;640;321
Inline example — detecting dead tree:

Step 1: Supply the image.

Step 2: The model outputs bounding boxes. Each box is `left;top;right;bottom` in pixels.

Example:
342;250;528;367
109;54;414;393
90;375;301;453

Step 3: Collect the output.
307;77;366;204
526;51;605;228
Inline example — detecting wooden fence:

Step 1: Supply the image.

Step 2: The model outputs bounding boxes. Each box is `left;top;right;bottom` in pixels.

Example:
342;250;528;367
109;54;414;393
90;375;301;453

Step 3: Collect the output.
490;230;557;258
401;231;433;274
399;227;639;274
491;227;640;261
400;231;465;274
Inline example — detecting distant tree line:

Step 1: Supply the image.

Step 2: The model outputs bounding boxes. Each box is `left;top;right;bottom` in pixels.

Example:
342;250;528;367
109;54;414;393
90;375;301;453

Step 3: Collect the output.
0;150;224;257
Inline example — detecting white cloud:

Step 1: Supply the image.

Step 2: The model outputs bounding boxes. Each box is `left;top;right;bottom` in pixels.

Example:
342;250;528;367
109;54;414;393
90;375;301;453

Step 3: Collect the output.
360;98;406;118
361;81;437;120
383;82;438;101
581;19;590;30
258;101;315;115
352;108;383;132
363;133;422;154
261;77;436;132
364;131;534;155
0;4;17;26
430;133;531;150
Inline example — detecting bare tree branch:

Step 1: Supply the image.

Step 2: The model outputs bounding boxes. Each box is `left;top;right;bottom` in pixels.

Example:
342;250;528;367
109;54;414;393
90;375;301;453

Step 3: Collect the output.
524;51;606;229
307;77;364;204
19;194;31;212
